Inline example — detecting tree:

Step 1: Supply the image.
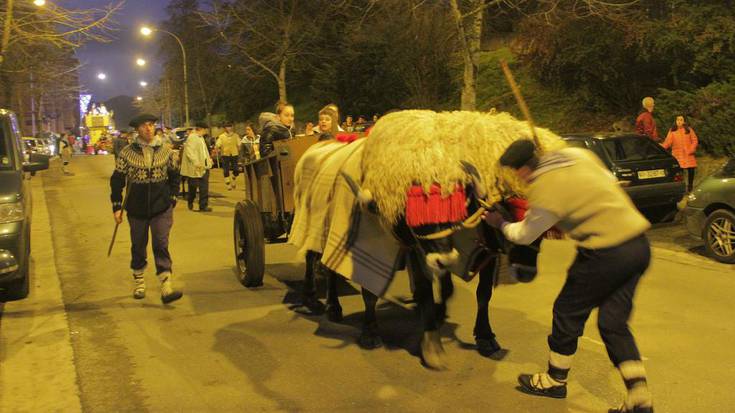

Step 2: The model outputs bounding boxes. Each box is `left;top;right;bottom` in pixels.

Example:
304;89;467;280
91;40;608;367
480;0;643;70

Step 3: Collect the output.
201;0;352;105
0;0;120;107
449;0;485;110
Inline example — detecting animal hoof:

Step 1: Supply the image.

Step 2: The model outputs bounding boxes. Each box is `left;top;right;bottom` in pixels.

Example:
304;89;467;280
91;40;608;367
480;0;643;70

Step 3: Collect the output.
302;295;325;315
476;337;502;357
421;331;447;370
358;332;383;349
326;304;343;322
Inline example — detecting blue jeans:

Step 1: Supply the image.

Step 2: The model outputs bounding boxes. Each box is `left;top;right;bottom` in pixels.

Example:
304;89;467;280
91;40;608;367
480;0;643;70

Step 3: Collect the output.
187;170;210;208
129;207;174;275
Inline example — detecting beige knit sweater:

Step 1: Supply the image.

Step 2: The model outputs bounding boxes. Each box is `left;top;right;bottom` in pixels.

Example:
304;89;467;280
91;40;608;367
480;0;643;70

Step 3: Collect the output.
528;148;650;249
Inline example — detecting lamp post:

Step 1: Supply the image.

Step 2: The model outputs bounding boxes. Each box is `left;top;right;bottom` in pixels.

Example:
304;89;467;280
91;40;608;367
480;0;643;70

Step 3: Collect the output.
140;26;189;127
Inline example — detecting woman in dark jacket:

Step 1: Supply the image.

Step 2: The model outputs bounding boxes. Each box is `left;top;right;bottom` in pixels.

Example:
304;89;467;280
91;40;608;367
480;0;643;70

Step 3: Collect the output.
259;103;294;157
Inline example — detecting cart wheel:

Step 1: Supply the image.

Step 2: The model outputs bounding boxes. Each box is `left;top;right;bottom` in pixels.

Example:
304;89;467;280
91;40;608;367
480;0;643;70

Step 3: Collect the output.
234;200;265;287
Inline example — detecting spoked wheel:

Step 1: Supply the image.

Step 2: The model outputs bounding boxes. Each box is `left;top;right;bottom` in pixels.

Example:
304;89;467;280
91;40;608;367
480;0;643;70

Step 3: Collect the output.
703;209;735;264
234;200;265;287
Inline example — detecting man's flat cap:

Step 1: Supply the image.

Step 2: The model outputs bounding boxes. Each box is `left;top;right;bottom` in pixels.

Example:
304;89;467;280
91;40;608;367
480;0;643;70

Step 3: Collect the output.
500;139;537;169
129;113;158;128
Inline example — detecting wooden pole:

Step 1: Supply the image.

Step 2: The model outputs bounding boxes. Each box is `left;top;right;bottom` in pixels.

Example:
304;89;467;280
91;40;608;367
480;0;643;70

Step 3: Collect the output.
500;60;543;152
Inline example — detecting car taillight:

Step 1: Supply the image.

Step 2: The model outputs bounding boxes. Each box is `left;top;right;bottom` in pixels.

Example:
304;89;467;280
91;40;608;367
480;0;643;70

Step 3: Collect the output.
673;171;683;182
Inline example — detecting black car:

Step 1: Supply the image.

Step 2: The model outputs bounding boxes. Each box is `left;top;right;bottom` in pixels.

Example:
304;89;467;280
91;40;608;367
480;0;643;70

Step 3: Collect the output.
0;109;49;301
562;133;686;218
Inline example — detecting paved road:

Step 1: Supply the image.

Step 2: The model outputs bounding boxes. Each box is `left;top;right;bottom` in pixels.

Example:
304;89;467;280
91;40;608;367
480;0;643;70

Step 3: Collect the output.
1;155;733;413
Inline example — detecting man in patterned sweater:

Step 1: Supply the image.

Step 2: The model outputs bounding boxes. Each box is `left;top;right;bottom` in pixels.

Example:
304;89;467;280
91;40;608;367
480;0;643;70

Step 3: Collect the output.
110;114;183;304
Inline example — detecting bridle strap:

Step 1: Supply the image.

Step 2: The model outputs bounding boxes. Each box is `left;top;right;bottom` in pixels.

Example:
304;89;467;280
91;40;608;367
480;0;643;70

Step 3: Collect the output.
413;205;488;241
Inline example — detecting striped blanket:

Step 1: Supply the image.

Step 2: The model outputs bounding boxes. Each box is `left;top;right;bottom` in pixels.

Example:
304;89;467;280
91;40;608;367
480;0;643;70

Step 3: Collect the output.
288;139;403;296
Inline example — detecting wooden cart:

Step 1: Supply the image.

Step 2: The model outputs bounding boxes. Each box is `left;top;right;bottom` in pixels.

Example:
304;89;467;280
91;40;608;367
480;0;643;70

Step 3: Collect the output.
233;136;318;287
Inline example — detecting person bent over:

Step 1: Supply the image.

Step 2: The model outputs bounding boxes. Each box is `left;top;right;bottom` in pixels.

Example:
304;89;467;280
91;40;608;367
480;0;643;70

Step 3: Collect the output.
484;140;653;413
110;113;183;304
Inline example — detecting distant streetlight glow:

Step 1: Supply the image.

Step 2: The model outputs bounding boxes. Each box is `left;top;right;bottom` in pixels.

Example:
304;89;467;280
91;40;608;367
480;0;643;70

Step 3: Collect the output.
139;81;148;87
136;96;143;101
97;73;107;80
136;58;146;67
33;0;45;6
138;25;190;126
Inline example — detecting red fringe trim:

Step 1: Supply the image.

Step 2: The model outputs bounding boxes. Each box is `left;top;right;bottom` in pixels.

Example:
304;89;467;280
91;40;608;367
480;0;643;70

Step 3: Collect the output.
505;197;529;222
405;183;467;227
335;132;359;143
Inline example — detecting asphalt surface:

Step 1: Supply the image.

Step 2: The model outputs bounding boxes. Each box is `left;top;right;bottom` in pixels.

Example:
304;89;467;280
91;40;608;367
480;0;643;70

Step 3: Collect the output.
1;155;733;413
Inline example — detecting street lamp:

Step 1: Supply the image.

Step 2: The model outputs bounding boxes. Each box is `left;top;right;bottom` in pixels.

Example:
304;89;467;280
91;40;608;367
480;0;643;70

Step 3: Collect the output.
33;0;45;6
136;58;146;67
139;81;148;87
140;25;189;127
97;72;107;80
136;96;143;101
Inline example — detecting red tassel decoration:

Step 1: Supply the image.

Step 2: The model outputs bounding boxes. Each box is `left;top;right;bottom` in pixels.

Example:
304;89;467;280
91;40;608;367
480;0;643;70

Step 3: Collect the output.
506;197;529;222
335;132;360;143
405;183;467;227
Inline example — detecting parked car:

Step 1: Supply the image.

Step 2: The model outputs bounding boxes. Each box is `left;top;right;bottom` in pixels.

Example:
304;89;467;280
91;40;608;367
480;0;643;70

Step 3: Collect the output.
0;109;50;301
562;133;686;219
682;157;735;263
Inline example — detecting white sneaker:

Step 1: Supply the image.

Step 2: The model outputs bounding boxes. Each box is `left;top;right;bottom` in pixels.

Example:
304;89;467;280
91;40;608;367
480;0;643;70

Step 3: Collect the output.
158;272;183;304
133;273;145;299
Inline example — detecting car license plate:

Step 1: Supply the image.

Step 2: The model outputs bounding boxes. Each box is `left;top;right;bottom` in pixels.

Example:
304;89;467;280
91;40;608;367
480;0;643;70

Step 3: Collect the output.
637;169;666;179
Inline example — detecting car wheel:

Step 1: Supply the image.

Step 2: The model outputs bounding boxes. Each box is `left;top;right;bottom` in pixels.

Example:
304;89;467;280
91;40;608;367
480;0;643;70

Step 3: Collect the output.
703;209;735;264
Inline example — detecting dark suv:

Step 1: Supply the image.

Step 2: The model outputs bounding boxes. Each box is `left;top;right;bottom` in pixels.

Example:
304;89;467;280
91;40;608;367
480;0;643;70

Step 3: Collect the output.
0;109;49;301
562;133;686;217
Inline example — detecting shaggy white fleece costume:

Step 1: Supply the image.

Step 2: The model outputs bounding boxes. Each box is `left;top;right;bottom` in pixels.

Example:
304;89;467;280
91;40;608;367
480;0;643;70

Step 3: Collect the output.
362;110;565;226
289;110;565;296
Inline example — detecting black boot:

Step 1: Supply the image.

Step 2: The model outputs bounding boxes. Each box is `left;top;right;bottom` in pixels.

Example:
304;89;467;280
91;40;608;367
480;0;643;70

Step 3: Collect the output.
517;373;567;399
609;405;653;413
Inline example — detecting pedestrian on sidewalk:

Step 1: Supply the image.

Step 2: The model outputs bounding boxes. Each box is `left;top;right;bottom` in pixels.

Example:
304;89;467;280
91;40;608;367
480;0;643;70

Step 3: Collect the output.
661;115;698;192
110;113;183;304
484;140;654;413
181;122;213;212
215;122;241;190
635;97;660;143
59;132;74;175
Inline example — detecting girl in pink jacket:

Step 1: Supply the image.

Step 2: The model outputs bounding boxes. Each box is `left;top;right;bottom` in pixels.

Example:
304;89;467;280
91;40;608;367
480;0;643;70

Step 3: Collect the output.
662;115;698;192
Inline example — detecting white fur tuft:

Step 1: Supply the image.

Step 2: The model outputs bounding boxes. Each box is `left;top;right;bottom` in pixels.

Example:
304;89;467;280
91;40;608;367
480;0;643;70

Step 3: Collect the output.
425;248;460;272
357;189;374;205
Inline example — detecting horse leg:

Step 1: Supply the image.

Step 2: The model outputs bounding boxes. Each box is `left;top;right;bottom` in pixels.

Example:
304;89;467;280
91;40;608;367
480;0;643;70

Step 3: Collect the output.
302;251;325;314
474;256;501;357
435;271;454;328
325;271;343;322
409;250;447;370
357;288;383;349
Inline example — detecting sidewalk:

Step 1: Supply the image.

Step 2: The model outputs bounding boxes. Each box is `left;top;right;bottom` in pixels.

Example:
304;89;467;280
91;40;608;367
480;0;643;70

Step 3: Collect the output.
0;173;82;413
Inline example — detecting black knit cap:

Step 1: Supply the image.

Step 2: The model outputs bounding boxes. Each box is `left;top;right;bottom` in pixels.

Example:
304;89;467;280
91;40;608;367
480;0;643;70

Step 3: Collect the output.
194;121;209;129
499;139;537;169
128;113;158;128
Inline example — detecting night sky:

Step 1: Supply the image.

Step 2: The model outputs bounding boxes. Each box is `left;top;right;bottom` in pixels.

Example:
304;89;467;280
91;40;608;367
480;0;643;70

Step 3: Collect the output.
63;0;169;102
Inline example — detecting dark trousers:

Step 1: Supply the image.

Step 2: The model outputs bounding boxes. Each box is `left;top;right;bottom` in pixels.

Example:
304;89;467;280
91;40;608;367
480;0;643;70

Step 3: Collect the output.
685;167;696;192
128;207;174;275
548;234;651;366
221;155;239;179
187;170;210;208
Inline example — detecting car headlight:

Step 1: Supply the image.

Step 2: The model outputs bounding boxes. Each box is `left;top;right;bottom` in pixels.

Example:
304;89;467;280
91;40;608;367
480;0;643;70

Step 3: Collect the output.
0;202;24;223
687;192;697;202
